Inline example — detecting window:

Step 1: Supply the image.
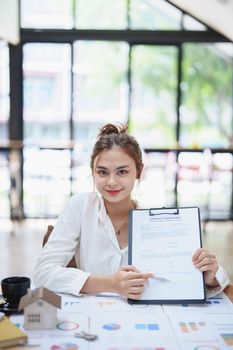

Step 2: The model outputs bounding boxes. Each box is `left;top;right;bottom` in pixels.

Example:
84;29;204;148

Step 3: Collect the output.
0;41;9;141
28;313;41;323
0;151;10;218
23;44;71;143
73;41;129;148
23;148;71;217
21;0;73;29
130;0;181;30
181;43;233;148
130;45;177;148
4;0;232;220
75;0;127;29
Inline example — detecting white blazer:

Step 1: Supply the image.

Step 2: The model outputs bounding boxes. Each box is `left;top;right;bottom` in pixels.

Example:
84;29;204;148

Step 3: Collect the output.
33;192;230;297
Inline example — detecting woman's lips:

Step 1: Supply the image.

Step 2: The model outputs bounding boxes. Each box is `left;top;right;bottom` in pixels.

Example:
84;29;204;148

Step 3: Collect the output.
106;190;122;196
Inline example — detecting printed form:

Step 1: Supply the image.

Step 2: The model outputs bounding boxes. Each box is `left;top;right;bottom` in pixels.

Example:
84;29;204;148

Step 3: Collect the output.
129;207;205;303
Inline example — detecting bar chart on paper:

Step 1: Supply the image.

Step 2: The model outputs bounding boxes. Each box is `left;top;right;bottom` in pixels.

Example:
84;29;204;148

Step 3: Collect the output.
103;323;121;331
221;333;233;346
179;321;207;333
134;323;160;330
89;312;180;350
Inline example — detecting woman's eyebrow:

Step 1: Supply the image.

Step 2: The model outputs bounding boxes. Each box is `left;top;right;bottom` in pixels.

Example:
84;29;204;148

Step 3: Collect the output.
96;165;130;170
116;165;130;170
96;166;108;170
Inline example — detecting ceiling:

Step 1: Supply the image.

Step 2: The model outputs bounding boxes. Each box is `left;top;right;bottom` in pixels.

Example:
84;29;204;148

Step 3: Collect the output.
0;0;233;45
169;0;233;41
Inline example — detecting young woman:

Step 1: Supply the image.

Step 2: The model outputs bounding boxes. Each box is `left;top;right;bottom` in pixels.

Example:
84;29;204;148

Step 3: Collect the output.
33;124;230;299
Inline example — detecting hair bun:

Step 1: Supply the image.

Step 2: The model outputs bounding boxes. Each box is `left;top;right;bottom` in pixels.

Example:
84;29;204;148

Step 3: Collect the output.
98;123;128;137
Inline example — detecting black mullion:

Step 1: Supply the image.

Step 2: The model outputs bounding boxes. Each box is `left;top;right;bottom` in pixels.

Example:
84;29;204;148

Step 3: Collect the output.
127;45;132;127
70;43;74;196
21;29;230;45
176;44;182;145
9;45;23;141
9;43;24;220
174;44;183;207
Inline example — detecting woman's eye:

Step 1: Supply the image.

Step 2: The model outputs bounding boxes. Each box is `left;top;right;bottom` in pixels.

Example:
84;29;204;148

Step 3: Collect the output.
97;170;107;176
118;169;128;176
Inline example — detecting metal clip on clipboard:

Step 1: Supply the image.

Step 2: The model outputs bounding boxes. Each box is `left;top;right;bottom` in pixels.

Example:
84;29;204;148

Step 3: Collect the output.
149;208;179;216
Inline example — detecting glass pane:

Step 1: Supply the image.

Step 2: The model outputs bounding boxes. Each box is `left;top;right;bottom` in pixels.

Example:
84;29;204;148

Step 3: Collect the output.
0;42;9;141
183;14;206;30
177;152;210;211
0;151;10;218
23;148;71;217
73;41;129;155
130;45;177;148
177;151;233;220
75;0;127;29
23;43;71;143
130;0;181;30
208;153;232;219
21;0;73;29
181;43;233;148
138;152;176;207
72;147;93;194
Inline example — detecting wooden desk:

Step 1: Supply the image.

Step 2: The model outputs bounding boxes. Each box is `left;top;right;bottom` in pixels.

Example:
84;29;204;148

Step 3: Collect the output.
224;284;233;302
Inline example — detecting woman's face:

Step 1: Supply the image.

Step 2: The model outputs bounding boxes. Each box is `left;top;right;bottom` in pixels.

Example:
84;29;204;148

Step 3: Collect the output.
93;146;138;204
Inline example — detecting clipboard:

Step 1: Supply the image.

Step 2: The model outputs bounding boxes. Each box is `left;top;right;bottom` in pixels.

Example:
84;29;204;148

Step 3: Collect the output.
128;206;206;304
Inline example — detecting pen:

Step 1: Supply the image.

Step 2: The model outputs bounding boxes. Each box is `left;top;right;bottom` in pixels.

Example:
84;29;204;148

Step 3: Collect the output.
150;275;171;282
93;292;121;298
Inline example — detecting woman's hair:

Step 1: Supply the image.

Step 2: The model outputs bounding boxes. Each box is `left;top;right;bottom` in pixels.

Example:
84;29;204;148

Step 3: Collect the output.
90;123;143;179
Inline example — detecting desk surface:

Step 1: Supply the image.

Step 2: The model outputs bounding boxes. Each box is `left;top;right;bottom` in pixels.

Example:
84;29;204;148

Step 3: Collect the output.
4;289;233;350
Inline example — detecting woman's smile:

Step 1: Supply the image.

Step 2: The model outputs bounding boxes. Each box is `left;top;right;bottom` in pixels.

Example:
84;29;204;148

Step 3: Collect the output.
105;189;122;196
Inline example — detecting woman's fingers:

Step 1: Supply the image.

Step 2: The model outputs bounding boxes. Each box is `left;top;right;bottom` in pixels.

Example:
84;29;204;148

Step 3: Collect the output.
191;248;219;286
129;278;149;286
114;266;153;299
120;266;152;280
192;249;217;267
194;256;217;269
129;285;145;294
120;265;139;273
127;293;142;300
127;272;153;280
193;249;212;261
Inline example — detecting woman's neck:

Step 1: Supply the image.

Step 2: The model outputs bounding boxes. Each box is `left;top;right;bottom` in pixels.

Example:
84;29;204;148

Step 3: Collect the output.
104;197;134;218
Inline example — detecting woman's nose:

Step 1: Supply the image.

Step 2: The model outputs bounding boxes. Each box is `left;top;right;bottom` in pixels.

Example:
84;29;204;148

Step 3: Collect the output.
107;174;118;186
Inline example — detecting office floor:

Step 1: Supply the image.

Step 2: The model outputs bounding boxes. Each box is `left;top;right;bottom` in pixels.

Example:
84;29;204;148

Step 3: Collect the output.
0;219;232;283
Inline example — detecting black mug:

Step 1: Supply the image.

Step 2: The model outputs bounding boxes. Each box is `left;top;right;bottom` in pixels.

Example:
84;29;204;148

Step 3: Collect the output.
1;276;31;308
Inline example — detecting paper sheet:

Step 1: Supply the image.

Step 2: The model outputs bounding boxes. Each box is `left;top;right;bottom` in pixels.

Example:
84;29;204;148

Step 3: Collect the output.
9;293;233;350
129;207;205;302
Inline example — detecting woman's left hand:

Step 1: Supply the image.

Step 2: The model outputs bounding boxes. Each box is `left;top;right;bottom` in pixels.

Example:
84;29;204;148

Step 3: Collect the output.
192;248;219;287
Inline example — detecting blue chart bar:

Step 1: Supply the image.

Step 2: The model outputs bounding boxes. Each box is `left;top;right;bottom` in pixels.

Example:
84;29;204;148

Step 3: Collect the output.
134;323;160;331
103;323;121;331
135;324;147;330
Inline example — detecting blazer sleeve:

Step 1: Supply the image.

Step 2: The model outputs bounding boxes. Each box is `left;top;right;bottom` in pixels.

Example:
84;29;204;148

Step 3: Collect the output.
33;196;91;295
205;265;230;298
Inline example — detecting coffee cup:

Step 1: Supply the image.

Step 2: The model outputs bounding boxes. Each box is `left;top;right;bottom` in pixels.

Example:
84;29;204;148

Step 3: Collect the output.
1;276;31;308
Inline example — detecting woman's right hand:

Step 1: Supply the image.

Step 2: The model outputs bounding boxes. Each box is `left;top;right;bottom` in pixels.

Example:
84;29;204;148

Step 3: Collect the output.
111;265;153;299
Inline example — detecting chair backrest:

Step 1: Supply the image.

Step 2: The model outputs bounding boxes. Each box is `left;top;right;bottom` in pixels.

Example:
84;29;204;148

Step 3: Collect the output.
43;225;77;268
43;225;54;247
